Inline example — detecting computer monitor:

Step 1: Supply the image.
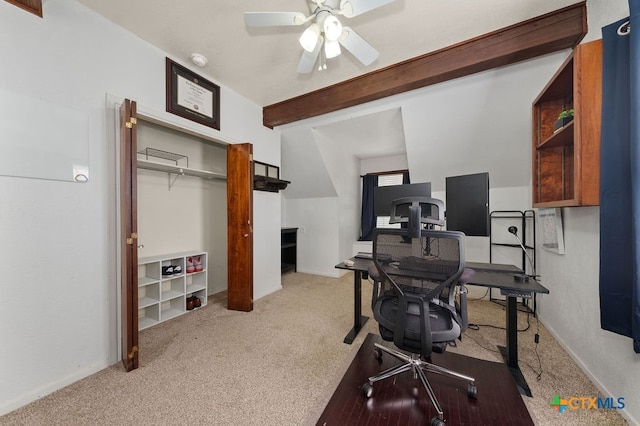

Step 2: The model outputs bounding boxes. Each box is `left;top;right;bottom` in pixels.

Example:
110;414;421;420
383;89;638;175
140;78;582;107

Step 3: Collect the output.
445;172;490;237
374;182;431;217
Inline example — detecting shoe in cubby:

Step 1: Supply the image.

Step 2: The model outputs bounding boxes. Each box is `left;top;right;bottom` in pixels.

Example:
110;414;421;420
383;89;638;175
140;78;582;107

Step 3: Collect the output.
186;295;201;310
186;257;195;274
194;256;204;272
186;297;196;311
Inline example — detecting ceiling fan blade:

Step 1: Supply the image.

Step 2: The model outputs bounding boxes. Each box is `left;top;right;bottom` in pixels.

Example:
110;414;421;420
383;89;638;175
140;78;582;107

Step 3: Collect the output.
297;36;324;73
339;0;395;18
244;12;306;27
339;27;379;66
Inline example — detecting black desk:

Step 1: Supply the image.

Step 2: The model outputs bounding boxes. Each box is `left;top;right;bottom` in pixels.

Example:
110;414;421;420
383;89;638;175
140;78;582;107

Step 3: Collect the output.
336;258;549;397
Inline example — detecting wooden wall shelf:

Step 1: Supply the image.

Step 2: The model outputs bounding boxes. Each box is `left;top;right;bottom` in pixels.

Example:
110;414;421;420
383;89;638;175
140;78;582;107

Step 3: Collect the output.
532;39;602;207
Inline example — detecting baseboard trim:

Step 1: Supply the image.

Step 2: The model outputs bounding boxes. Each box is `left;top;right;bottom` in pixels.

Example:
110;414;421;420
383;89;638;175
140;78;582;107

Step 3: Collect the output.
0;360;110;416
538;317;636;425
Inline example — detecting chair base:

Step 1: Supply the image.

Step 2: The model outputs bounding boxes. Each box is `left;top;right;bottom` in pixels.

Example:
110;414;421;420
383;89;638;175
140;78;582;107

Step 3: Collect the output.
362;343;477;424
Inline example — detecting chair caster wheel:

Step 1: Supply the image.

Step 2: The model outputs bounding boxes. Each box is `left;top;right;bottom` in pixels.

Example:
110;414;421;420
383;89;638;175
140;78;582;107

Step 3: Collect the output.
468;383;478;399
373;347;382;360
430;416;445;426
362;383;374;398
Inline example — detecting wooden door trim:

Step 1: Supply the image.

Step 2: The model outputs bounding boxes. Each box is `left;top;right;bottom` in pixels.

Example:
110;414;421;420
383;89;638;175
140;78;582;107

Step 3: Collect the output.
119;99;139;371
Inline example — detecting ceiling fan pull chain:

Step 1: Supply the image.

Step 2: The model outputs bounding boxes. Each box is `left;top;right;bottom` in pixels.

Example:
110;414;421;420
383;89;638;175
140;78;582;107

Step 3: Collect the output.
318;46;327;71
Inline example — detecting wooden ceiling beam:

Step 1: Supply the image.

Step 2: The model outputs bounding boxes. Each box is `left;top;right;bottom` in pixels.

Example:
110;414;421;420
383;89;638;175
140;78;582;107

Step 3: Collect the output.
263;2;587;128
5;0;43;17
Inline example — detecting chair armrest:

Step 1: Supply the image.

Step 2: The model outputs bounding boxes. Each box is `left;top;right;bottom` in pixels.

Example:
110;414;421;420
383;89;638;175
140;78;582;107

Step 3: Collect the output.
457;268;474;333
460;267;476;284
367;264;380;281
368;264;385;311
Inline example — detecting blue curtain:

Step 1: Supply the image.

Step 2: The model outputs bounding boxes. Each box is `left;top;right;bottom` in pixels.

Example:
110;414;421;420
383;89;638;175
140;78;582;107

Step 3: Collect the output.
359;174;378;241
599;4;640;353
402;171;410;185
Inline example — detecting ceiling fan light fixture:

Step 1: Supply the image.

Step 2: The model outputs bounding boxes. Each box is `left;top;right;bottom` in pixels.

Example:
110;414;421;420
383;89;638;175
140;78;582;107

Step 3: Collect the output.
246;0;395;73
299;23;320;52
324;39;341;59
323;15;343;42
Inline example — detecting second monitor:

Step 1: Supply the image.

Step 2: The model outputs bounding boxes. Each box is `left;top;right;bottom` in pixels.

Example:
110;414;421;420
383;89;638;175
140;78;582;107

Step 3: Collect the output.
374;182;432;217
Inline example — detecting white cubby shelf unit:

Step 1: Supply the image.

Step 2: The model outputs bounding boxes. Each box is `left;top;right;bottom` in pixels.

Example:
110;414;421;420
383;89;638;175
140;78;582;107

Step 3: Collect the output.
137;251;208;330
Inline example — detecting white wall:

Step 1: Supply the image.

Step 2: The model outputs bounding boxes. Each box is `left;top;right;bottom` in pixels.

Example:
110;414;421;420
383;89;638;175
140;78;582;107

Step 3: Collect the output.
0;0;280;415
314;131;362;268
284;198;340;276
361;155;408;175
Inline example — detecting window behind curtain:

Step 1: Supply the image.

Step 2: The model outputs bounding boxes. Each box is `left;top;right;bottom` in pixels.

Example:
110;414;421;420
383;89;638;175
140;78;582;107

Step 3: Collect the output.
376;173;404;229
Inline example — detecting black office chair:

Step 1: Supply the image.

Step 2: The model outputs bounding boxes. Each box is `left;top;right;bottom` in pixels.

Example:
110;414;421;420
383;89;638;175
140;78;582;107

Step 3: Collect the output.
363;228;477;426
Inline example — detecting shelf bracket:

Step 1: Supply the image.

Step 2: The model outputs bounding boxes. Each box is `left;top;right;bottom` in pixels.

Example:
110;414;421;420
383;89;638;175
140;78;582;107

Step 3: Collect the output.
168;170;184;190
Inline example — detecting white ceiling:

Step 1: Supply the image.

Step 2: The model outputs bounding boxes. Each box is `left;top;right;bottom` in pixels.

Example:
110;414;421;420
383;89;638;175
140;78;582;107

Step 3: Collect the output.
74;0;579;107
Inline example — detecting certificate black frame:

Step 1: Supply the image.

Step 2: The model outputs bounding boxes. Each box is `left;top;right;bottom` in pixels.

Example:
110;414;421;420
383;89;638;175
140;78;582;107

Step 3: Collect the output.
166;58;220;130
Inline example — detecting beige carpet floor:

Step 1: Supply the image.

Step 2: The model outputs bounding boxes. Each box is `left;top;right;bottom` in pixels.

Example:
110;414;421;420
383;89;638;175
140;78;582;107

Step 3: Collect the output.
0;272;628;425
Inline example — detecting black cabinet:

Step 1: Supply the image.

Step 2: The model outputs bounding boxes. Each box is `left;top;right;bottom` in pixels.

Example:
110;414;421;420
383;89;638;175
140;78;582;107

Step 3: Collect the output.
281;227;298;273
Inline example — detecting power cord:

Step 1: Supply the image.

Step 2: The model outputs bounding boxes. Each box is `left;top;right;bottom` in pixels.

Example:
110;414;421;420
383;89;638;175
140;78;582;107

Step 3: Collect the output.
467;288;490;301
463;330;501;354
525;316;543;381
468;299;532;332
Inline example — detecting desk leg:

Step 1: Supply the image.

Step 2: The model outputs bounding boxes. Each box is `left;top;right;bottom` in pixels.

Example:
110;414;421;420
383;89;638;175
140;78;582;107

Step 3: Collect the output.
343;270;369;344
506;296;518;367
498;296;532;397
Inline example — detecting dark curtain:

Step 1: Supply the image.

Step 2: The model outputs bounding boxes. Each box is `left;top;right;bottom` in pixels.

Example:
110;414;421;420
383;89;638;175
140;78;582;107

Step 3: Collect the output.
359;174;378;241
599;6;640;353
402;171;411;185
400;171;410;230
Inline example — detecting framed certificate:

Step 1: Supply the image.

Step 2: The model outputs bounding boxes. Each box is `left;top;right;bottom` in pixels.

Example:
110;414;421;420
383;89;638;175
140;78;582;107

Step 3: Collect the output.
166;58;220;130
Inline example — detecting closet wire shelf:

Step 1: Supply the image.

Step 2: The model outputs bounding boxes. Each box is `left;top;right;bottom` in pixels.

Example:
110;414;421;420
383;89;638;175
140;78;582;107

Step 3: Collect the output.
136;147;226;188
138;147;188;168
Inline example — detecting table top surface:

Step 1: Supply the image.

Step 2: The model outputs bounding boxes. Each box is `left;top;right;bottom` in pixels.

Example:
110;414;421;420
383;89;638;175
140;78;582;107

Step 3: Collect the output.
336;257;549;294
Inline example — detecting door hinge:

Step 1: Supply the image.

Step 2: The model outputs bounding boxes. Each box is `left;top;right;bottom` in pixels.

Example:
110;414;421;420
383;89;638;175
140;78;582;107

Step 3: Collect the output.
127;345;139;359
125;117;137;128
126;232;138;245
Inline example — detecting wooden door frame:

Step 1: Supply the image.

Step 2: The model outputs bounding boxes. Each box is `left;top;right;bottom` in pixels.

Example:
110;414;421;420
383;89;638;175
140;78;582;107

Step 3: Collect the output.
117;99;254;370
119;99;139;371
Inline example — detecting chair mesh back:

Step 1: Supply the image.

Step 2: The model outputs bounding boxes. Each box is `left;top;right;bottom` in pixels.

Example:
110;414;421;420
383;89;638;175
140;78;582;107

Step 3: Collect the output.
373;229;464;299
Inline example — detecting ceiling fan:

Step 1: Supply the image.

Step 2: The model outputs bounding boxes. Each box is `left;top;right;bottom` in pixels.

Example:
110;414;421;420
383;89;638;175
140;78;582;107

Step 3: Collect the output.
244;0;395;73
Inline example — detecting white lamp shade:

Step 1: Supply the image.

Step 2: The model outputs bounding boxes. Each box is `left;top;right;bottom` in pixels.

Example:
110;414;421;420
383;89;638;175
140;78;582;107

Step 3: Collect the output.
323;15;343;42
324;40;341;58
299;23;320;52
